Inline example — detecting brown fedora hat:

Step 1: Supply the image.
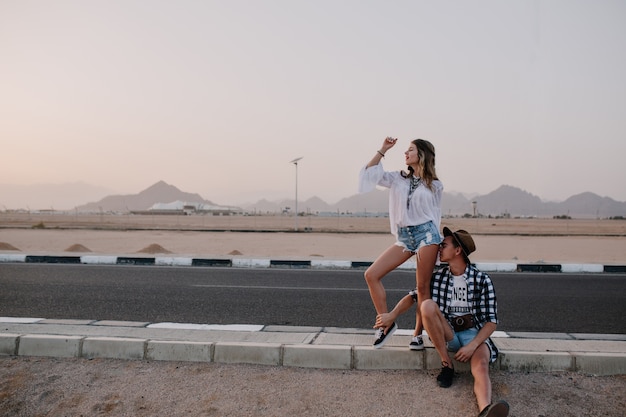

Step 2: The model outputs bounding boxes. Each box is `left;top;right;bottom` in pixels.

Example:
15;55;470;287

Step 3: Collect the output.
443;227;476;259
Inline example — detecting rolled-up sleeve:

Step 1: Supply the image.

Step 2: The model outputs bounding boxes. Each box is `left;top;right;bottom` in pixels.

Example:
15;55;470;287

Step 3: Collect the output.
480;276;499;325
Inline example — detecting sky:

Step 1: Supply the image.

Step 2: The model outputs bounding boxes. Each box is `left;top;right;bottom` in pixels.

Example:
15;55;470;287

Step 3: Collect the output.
1;0;625;209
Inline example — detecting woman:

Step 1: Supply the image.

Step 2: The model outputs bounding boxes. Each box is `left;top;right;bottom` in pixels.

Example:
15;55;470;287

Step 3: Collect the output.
359;136;443;349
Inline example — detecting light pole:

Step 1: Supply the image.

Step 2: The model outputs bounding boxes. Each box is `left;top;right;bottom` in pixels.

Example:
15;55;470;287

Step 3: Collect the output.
290;157;303;231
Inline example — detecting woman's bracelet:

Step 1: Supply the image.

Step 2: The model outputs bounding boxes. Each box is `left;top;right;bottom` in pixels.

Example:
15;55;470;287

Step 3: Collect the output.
377;150;385;158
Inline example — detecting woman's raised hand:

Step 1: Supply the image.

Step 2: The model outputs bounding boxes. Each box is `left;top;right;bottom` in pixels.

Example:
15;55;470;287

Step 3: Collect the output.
381;136;398;153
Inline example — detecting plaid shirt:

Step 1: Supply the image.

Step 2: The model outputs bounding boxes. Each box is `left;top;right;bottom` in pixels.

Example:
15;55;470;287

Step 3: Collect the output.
430;263;499;362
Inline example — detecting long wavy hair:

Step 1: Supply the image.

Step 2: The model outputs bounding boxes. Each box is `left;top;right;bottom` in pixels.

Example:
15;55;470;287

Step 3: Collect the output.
401;139;438;191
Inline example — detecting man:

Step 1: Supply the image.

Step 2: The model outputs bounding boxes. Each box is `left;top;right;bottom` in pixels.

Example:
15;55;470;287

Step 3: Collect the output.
375;227;509;417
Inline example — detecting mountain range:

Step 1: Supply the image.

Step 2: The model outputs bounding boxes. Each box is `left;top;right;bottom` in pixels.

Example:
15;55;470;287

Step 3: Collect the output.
63;181;625;219
247;185;626;219
73;181;221;213
2;180;624;218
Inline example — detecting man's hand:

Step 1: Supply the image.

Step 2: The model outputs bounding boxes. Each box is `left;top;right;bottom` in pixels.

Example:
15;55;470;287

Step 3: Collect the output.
454;344;477;363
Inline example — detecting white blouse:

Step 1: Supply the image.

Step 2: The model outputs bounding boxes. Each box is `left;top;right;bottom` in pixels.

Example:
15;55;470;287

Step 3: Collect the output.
359;162;443;238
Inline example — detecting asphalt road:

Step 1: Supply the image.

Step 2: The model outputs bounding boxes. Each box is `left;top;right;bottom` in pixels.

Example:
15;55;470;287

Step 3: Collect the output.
1;264;625;334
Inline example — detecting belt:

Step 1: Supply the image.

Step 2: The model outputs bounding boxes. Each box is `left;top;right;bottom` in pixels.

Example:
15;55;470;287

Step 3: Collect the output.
450;314;475;332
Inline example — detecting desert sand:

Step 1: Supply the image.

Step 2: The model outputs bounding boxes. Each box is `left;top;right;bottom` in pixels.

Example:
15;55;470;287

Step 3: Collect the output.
1;215;625;264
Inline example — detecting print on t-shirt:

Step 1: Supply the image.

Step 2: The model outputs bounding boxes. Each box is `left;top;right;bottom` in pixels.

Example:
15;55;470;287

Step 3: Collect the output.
450;274;471;315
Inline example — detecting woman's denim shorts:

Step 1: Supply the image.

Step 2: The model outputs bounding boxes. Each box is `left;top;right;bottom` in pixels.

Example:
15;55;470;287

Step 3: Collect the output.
396;221;442;253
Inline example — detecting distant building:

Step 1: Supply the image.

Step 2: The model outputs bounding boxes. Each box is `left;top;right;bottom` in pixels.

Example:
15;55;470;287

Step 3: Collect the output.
131;200;243;216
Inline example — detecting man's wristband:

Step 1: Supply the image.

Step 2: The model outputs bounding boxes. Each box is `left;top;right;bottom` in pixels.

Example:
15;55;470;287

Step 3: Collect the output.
377;150;385;157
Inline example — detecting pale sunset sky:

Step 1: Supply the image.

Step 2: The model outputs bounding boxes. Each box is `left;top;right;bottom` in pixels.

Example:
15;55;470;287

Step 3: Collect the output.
1;1;625;209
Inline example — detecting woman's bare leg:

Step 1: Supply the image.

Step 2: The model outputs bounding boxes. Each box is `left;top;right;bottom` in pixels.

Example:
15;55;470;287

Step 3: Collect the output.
364;244;412;331
414;244;439;336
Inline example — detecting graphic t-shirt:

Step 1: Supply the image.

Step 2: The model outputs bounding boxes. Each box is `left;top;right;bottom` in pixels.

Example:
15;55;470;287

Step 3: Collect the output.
449;274;471;317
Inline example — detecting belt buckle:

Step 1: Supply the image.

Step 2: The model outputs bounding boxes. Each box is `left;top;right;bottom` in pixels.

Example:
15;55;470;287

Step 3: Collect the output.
452;315;472;332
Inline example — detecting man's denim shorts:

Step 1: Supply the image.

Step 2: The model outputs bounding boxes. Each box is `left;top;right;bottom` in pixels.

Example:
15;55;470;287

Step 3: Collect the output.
396;221;442;253
447;327;495;359
447;327;479;352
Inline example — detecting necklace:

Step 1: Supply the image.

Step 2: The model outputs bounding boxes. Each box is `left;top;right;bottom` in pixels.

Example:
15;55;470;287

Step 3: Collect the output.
407;177;421;209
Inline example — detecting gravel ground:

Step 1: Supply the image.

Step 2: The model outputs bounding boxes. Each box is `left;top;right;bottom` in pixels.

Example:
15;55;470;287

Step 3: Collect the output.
1;356;625;416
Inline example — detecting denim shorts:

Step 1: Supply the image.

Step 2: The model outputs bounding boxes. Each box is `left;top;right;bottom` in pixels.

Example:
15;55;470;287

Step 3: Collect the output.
447;327;479;352
396;221;442;253
447;327;495;359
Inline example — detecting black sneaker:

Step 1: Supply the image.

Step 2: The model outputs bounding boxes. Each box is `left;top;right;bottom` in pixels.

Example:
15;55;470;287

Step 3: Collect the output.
478;400;510;417
373;322;397;349
436;362;454;388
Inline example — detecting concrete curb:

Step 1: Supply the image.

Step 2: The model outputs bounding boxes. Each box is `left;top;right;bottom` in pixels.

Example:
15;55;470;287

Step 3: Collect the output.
1;318;625;376
1;253;625;273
